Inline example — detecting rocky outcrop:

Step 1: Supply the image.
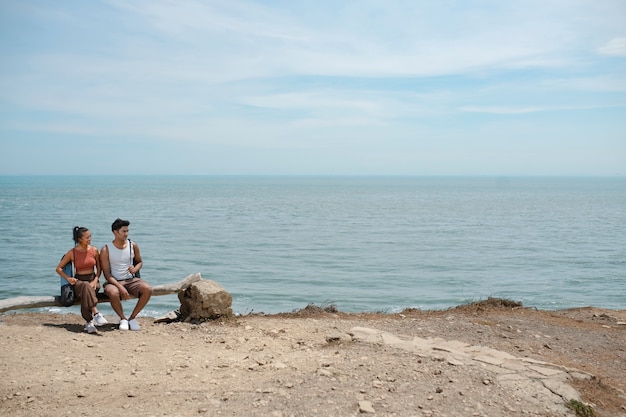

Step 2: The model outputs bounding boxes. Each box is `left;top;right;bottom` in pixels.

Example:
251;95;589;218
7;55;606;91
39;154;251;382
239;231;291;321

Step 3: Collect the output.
348;326;588;415
177;279;232;321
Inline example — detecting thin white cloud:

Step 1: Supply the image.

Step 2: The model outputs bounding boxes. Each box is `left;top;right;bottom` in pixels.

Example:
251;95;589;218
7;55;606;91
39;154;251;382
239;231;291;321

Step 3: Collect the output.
4;121;97;135
598;37;626;56
107;0;310;42
460;103;626;115
546;75;626;92
242;91;381;113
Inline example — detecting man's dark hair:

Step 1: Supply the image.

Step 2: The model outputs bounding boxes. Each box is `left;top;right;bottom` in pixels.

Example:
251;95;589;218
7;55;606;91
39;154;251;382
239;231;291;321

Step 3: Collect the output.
111;218;130;232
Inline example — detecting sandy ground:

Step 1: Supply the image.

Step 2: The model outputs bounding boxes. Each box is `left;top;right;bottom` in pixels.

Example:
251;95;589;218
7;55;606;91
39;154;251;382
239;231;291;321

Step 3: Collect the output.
1;301;625;417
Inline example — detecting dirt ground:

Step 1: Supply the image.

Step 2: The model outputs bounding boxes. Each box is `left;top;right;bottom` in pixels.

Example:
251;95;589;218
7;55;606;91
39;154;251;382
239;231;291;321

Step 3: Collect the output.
1;300;625;417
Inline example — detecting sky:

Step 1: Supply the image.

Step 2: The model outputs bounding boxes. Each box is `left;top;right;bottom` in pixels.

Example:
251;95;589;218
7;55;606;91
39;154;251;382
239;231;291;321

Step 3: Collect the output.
0;0;625;176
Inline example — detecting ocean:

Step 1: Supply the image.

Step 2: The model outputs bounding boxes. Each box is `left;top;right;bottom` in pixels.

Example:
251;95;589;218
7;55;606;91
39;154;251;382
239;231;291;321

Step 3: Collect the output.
0;175;624;318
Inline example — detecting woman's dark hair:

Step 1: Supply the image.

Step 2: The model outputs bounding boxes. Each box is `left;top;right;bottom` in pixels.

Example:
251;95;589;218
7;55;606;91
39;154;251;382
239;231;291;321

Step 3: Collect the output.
73;226;89;244
111;218;130;232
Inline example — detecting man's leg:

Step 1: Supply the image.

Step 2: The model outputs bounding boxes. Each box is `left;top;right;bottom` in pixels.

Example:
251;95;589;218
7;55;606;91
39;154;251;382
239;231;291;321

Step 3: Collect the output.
104;285;126;320
129;282;153;320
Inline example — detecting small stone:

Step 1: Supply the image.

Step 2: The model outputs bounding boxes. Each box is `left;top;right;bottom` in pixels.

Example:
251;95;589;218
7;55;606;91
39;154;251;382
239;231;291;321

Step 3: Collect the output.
358;400;376;413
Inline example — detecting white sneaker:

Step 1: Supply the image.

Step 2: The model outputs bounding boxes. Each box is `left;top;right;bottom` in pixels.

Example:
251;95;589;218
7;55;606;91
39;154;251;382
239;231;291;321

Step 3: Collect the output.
119;319;129;331
93;313;108;326
128;319;141;331
85;321;97;334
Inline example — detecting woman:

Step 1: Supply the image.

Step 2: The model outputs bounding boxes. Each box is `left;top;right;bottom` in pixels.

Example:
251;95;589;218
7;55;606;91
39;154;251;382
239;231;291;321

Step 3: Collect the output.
56;226;108;333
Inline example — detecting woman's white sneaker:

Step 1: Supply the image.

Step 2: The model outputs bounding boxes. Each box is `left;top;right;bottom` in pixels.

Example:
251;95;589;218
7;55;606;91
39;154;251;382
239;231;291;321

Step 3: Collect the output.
119;319;129;331
85;321;97;334
93;313;108;326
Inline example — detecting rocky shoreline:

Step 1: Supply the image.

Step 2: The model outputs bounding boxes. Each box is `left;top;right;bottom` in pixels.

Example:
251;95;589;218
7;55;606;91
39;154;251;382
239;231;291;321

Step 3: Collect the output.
1;302;625;416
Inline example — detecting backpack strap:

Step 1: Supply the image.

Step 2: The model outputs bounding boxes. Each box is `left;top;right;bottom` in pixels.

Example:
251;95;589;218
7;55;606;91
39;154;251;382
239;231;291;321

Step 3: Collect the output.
129;239;140;278
69;248;75;277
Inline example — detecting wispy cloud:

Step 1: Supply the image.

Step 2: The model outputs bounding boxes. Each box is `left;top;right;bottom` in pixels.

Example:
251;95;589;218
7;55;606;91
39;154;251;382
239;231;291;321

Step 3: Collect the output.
460;103;626;115
598;37;626;56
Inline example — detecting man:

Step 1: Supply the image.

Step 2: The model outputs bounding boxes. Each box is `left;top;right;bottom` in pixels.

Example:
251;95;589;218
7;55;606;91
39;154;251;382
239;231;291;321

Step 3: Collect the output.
101;218;153;331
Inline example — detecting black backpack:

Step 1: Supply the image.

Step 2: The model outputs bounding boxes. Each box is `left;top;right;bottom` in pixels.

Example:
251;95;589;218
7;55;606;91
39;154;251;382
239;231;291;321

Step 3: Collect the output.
59;258;75;307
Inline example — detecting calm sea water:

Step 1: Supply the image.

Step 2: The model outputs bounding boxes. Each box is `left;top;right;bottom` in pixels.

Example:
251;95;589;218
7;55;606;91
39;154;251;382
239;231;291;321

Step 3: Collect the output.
0;176;624;318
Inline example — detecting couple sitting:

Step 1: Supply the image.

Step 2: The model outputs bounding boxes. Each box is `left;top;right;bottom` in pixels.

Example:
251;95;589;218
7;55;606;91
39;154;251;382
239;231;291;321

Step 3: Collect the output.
55;218;153;333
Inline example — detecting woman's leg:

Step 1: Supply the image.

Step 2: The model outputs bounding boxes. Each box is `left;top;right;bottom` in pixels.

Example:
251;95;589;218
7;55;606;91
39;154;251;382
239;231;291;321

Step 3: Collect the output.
74;281;97;322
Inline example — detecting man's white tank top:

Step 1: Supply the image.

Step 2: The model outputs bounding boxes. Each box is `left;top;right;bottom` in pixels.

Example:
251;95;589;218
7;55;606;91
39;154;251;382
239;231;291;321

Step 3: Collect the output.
108;240;134;280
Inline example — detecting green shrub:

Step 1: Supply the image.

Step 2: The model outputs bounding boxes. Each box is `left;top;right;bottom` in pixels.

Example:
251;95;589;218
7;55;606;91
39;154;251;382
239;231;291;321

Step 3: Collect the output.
566;399;595;417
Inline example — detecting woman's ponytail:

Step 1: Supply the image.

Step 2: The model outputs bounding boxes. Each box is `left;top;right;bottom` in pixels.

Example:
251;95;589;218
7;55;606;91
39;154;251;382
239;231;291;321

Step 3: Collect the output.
73;226;88;244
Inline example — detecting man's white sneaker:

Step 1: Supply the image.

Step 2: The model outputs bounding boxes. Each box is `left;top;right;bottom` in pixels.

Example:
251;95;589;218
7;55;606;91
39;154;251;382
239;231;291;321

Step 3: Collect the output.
119;319;129;331
85;321;97;334
93;313;108;326
128;319;141;331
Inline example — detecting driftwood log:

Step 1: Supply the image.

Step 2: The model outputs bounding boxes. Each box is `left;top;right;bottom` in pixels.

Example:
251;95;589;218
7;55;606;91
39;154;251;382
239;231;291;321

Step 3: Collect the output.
0;273;202;313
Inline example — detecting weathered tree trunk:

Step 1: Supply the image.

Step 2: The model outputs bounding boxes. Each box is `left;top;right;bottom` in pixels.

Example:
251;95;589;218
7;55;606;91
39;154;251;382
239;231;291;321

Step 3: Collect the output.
0;273;202;313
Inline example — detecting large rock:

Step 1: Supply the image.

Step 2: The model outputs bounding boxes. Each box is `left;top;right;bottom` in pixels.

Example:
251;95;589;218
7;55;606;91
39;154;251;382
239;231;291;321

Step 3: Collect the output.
178;279;232;321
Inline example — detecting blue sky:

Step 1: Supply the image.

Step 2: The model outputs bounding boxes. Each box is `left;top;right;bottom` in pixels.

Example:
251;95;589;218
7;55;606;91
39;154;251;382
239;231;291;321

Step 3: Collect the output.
1;1;625;176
